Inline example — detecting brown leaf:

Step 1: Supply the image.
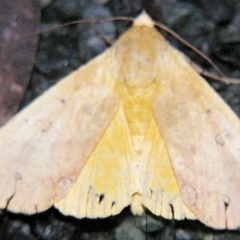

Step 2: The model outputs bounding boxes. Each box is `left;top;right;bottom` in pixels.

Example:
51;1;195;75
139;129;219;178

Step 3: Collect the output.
0;0;41;126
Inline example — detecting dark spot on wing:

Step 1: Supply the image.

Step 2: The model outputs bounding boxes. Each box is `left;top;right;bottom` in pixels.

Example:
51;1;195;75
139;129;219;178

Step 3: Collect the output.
170;203;174;219
98;194;105;204
149;189;153;199
61;99;66;104
215;134;225;146
14;172;22;181
206;109;212;115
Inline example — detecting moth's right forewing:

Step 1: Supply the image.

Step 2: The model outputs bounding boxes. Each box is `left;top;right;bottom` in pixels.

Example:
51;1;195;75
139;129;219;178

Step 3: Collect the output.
152;40;240;229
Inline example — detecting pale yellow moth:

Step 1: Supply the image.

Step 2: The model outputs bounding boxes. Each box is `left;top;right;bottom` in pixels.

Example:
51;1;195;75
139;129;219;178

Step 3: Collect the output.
0;12;239;230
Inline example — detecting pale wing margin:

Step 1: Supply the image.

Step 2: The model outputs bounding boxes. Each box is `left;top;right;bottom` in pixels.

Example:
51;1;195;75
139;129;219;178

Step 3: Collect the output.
152;41;240;229
0;50;119;214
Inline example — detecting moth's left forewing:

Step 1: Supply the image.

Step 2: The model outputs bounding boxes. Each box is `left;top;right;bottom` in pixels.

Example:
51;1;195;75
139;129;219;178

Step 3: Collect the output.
0;48;119;214
152;36;240;229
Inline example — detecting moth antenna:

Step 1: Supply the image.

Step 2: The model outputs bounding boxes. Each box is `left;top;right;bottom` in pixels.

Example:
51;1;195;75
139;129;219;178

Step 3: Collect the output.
154;21;240;85
19;16;133;39
16;9;240;88
91;24;115;46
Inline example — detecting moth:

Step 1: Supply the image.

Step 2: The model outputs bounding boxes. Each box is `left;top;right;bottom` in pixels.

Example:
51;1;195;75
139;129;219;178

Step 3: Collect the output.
0;12;239;230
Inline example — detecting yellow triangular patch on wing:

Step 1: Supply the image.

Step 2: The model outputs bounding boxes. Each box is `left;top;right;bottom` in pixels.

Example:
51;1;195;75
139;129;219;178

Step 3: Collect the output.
140;118;196;220
55;105;136;218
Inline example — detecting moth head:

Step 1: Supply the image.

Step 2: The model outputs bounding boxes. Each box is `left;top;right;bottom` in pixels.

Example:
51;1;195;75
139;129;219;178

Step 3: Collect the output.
109;25;168;90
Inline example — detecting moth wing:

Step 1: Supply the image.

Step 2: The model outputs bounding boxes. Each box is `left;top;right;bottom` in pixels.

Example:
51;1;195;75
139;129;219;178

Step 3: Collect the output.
152;44;240;229
55;104;136;218
140;118;196;221
0;51;119;214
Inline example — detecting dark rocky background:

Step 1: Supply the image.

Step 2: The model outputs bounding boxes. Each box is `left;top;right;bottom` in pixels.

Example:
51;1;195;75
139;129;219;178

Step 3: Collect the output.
0;0;240;239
